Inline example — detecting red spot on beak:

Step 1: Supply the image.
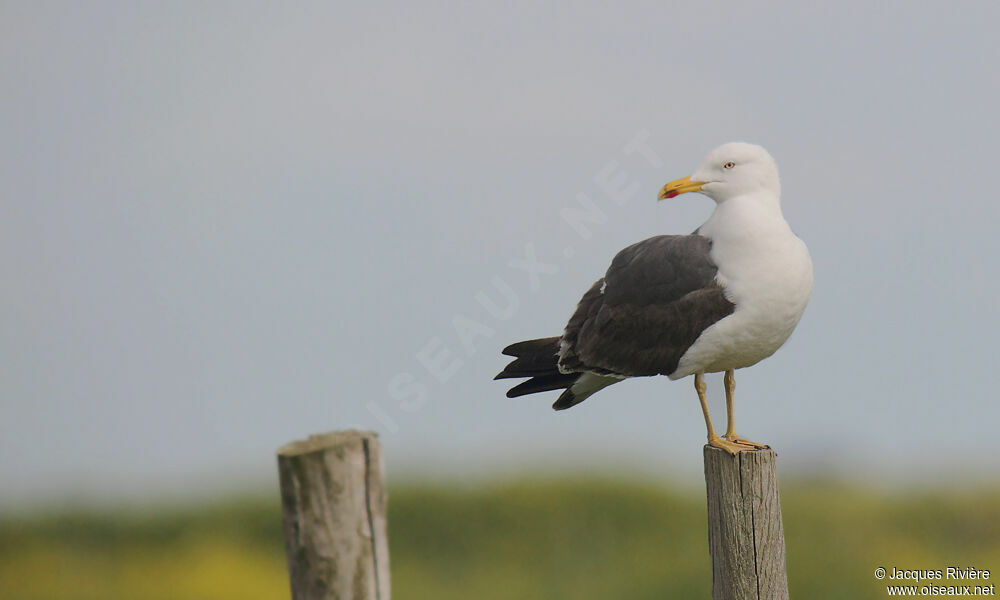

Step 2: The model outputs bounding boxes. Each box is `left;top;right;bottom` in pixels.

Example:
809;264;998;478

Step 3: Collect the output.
662;190;680;199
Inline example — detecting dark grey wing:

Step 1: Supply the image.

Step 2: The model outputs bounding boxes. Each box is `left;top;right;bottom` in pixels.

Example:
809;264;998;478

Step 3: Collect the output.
558;235;734;377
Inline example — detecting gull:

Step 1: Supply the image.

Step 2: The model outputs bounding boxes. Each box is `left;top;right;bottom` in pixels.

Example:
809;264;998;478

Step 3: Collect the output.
495;143;813;454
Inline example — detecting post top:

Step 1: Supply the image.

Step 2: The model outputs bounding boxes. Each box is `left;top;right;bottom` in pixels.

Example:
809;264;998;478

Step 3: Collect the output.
277;429;379;457
703;445;778;459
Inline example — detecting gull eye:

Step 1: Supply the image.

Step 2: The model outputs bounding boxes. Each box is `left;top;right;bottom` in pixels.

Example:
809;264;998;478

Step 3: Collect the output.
723;161;736;169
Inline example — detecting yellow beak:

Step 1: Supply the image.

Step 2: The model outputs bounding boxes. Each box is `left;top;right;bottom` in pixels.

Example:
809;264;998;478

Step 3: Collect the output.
658;175;707;200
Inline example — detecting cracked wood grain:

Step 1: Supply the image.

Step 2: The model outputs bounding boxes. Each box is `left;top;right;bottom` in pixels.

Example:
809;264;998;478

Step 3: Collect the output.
278;431;390;600
704;446;789;600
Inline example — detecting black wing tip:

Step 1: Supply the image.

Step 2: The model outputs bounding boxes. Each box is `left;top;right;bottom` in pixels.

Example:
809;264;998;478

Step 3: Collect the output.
552;389;579;410
504;373;579;398
506;385;538;398
502;336;561;358
497;337;564;381
501;340;531;356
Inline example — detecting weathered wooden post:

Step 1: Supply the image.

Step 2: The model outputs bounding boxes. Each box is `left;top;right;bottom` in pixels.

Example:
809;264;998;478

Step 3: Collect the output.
703;446;789;600
277;430;390;600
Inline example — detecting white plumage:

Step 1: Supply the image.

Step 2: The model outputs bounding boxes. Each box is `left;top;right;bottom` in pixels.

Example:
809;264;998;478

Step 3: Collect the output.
673;143;813;379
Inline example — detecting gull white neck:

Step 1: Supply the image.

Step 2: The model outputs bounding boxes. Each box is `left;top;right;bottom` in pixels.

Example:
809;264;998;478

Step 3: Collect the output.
698;194;791;245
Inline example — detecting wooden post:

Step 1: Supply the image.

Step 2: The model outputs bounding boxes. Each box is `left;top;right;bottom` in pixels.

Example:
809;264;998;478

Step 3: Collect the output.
703;446;789;600
277;430;390;600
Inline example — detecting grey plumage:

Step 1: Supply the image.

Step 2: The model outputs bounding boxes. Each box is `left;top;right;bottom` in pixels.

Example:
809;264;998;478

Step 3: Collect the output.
497;234;735;408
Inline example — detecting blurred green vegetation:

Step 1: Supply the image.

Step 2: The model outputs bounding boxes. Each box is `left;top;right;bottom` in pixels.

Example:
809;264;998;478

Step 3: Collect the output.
1;478;998;600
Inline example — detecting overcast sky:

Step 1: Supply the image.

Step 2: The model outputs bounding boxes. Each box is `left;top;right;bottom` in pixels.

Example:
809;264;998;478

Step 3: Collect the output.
2;2;999;507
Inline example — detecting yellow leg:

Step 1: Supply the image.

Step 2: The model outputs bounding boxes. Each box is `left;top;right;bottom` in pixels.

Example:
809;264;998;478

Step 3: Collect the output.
723;370;736;439
721;369;769;449
696;372;756;455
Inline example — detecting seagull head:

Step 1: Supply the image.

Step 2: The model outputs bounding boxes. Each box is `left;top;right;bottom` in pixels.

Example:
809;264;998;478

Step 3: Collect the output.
658;142;780;204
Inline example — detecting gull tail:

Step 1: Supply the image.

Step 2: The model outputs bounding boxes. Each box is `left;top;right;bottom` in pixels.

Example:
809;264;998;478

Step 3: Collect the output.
495;337;618;410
